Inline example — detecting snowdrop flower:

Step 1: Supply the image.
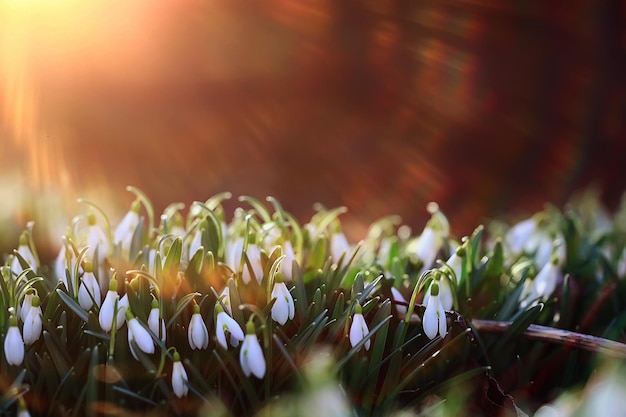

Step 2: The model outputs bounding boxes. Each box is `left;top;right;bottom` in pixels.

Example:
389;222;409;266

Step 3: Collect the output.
243;242;264;283
171;351;189;398
270;273;295;325
391;287;408;316
214;303;244;349
505;217;538;255
225;236;244;274
78;261;102;310
423;283;447;340
444;247;465;285
114;199;141;258
520;256;561;308
12;232;37;275
349;303;370;351
4;315;24;366
423;273;454;311
414;225;440;270
85;212;109;265
148;299;166;342
99;279;126;332
188;302;209;350
240;321;266;378
279;239;296;280
19;292;34;323
23;295;42;345
226;237;264;283
330;231;350;265
126;310;155;359
115;294;129;330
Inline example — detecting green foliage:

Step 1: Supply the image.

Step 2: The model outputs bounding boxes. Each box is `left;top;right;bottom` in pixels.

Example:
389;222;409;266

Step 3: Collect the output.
1;189;625;416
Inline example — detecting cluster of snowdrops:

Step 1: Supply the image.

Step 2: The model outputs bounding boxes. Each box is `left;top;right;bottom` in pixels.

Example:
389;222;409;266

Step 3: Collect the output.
2;187;626;416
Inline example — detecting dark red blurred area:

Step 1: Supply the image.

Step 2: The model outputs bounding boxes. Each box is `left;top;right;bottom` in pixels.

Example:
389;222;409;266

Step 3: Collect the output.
1;0;625;259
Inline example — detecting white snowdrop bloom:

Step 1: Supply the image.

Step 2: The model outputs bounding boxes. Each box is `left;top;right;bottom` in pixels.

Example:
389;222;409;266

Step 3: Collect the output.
78;261;102;310
188;303;209;350
23;296;42;345
423;275;453;311
113;199;141;258
115;294;129;330
445;249;464;284
279;240;296;280
330;231;351;265
391;287;408;316
171;351;189;398
99;279;126;332
243;242;264;283
12;232;37;275
349;303;370;351
270;274;295;325
19;292;34;324
521;257;561;308
225;237;244;276
505;217;537;255
414;226;441;270
423;283;447;340
4;315;24;366
240;321;266;378
225;235;263;283
127;310;155;359
148;300;166;342
85;212;109;265
214;304;244;349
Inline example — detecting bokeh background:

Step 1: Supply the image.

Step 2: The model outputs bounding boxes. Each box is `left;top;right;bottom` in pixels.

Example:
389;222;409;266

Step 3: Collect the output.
1;0;625;261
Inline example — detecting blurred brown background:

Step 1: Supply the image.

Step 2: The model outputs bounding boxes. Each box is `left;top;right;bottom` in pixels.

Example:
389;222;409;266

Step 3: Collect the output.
1;0;625;261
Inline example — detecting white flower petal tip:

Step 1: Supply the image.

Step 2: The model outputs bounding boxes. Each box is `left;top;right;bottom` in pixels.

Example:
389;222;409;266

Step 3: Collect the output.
270;277;295;325
349;304;370;351
188;304;209;350
127;311;155;359
172;352;189;398
4;316;25;366
215;305;244;350
240;322;266;378
423;283;447;340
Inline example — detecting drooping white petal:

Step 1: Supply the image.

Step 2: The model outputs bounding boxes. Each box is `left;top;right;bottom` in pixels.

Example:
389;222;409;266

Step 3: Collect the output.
128;317;155;356
215;311;244;349
506;217;537;255
172;355;189;398
4;325;24;366
78;271;102;310
115;294;129;330
423;289;447;340
349;313;370;350
330;232;350;264
188;313;209;350
114;201;140;257
271;282;295;325
240;334;266;378
99;290;118;332
19;293;33;323
414;226;440;269
279;240;296;280
148;307;166;342
23;306;42;345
